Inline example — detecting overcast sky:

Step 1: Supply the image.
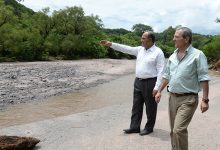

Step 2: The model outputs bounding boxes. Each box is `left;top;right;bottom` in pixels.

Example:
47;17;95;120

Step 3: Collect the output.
20;0;220;35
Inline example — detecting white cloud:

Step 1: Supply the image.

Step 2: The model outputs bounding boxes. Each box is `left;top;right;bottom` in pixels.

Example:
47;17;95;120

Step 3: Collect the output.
20;0;220;35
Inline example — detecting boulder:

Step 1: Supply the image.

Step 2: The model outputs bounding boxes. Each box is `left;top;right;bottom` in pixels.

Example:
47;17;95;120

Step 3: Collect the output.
0;135;40;150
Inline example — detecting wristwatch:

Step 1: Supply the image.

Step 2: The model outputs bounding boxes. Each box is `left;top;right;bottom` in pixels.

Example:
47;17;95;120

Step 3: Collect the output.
202;98;209;103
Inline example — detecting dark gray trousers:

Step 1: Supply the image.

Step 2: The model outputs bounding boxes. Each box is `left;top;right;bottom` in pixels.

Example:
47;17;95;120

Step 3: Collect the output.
130;77;157;131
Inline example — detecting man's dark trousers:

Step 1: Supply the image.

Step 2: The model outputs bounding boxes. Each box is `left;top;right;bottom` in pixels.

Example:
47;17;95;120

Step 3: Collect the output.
130;77;157;131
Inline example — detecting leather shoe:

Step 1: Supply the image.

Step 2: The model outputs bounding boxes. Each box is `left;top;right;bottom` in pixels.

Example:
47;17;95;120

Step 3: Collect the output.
123;128;140;134
139;129;153;136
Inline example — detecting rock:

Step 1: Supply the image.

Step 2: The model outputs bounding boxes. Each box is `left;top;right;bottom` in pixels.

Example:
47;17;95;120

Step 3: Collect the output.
10;75;17;79
209;64;214;69
0;135;40;150
213;60;220;71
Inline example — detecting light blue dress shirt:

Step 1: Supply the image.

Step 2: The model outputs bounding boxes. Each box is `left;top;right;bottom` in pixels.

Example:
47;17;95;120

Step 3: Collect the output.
163;45;210;94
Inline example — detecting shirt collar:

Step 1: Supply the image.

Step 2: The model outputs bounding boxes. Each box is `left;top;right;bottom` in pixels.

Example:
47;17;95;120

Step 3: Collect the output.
174;44;192;54
145;44;155;52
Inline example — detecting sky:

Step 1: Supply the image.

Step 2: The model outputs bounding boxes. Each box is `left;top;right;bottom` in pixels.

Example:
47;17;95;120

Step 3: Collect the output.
20;0;220;35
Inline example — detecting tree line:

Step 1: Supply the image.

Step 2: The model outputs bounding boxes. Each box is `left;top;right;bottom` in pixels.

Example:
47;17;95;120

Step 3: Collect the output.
0;0;219;63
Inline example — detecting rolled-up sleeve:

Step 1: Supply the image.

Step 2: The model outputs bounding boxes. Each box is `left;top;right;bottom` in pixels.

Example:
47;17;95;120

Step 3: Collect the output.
162;60;170;80
154;52;165;90
197;52;210;81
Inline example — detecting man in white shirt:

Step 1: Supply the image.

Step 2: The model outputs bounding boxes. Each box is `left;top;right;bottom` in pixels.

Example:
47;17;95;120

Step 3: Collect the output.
100;31;165;136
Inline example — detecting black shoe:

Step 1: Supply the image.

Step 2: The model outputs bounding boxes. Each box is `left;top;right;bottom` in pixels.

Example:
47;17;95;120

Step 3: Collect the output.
139;129;153;136
123;128;140;134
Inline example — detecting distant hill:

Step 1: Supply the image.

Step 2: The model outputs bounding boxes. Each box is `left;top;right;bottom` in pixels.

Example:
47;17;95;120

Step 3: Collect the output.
103;28;131;35
3;0;34;16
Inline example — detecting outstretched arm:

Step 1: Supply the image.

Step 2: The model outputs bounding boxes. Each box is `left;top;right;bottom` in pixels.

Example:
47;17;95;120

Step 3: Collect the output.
100;40;139;56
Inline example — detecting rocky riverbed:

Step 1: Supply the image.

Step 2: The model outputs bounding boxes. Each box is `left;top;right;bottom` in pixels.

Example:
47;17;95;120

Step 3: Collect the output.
0;59;135;109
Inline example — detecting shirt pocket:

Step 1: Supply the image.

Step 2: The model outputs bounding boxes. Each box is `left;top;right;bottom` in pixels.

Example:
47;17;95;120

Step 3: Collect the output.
145;57;156;65
184;61;196;74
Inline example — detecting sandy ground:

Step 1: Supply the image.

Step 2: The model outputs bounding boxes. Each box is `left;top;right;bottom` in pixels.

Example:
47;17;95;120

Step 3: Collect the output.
0;59;135;109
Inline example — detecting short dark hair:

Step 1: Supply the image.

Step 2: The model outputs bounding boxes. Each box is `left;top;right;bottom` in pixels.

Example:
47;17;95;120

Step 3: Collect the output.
145;31;155;43
176;27;192;44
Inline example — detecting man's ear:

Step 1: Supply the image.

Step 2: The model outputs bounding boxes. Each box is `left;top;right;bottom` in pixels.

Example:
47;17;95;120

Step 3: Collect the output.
184;37;190;43
186;36;189;43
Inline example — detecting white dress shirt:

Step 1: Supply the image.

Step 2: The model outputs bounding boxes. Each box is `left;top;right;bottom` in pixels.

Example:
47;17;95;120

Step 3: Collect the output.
111;43;165;90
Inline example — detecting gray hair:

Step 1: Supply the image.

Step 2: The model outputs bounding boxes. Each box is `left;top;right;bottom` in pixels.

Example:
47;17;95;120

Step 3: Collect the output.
176;27;192;44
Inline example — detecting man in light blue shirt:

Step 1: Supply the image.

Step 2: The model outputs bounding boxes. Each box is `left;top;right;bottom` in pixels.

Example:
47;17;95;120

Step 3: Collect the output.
155;27;210;150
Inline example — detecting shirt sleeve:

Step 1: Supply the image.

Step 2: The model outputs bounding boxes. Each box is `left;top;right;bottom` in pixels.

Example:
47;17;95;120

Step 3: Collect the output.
162;59;171;80
154;51;165;90
110;43;139;56
196;52;210;81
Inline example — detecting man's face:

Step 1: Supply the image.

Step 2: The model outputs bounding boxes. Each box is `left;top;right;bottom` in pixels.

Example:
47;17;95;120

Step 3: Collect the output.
173;29;188;49
141;32;151;48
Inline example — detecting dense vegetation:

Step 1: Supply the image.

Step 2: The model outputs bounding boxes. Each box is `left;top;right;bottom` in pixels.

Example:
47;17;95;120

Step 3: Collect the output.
0;0;219;62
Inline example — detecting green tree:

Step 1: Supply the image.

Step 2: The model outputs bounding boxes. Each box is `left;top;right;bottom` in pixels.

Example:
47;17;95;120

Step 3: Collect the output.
192;34;212;49
203;35;220;62
0;0;18;59
103;28;131;35
50;6;106;59
106;33;138;59
156;26;176;57
44;33;62;57
160;26;175;46
4;0;34;16
52;6;86;36
0;0;17;27
32;7;53;39
79;15;107;58
132;24;153;36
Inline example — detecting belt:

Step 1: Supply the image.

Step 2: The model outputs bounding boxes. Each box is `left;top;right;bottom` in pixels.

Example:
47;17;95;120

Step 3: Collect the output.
170;92;197;97
136;77;157;81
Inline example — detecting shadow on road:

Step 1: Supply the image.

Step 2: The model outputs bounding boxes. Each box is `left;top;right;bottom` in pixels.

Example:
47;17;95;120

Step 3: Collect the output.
149;128;170;141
